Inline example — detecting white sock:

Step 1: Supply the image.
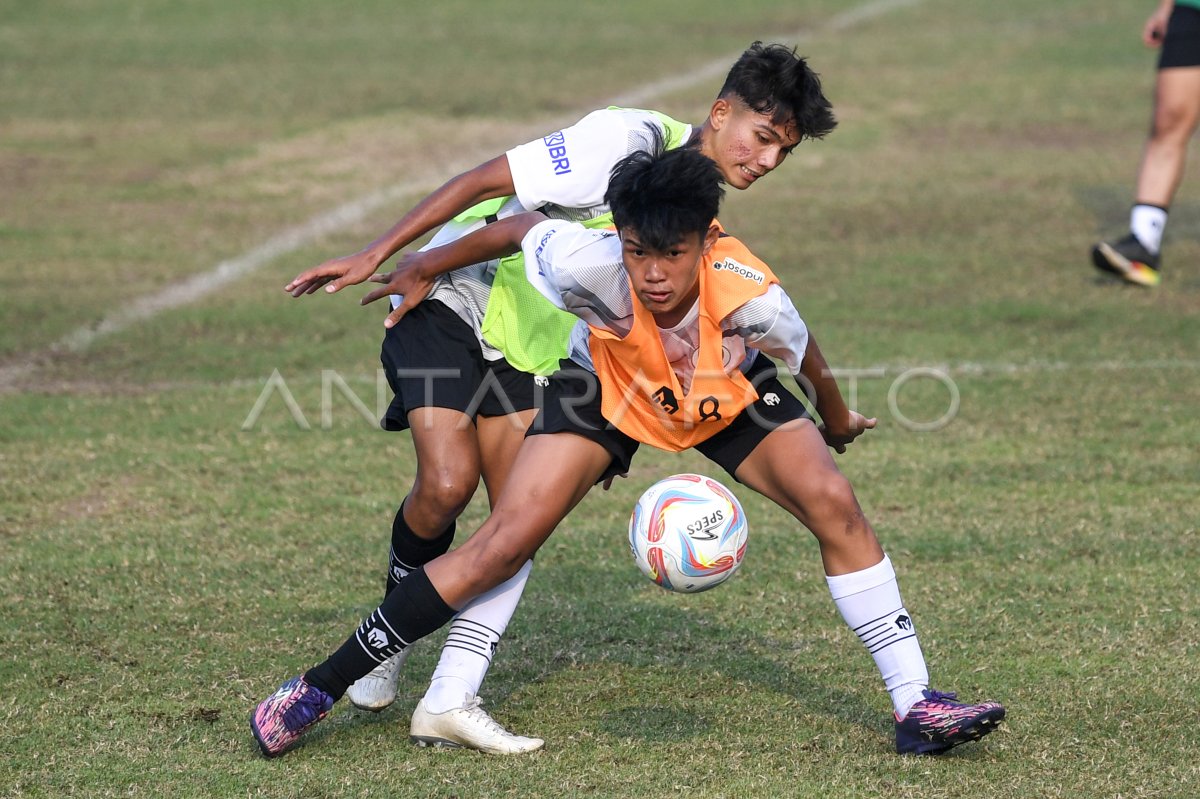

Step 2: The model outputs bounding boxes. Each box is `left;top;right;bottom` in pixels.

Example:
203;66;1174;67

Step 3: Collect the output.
825;555;929;718
1130;204;1167;254
422;559;533;714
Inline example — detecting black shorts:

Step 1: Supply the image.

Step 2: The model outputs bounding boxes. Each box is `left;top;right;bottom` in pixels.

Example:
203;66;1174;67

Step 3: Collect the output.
1160;6;1200;69
527;353;813;484
380;299;538;432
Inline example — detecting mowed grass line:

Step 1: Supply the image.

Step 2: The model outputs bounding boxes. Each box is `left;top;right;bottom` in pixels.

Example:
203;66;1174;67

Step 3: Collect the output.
3;0;1199;797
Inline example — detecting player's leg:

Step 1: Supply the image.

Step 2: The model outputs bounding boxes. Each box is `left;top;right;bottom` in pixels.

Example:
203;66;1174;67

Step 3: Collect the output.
347;302;488;711
735;420;1003;754
696;360;1003;755
478;417;535;495
384;405;481;582
697;357;882;577
1094;7;1200;285
416;408;543;753
378;302;496;581
1136;67;1200;210
404;407;481;530
734;418;881;573
411;560;539;753
1096;66;1200;285
423;430;611;604
732;420;924;701
1125;63;1200;270
702;364;916;704
409;361;637;753
409;430;611;753
251;431;611;757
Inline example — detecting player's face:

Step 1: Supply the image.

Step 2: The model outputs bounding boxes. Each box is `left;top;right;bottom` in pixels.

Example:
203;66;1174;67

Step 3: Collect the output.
704;98;802;190
620;225;719;327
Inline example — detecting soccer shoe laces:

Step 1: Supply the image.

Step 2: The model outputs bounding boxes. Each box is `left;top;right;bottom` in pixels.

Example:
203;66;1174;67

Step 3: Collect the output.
284;682;332;730
462;696;508;735
923;690;957;704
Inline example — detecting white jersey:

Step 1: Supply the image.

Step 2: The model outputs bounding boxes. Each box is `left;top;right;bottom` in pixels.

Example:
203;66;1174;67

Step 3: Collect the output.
507;108;691;221
520;219;810;391
401;109;693;361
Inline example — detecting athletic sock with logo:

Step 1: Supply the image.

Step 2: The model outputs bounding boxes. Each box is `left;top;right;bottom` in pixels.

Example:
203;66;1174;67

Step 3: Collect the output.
1130;203;1168;254
386;499;456;597
826;555;929;718
305;567;456;700
423;560;533;713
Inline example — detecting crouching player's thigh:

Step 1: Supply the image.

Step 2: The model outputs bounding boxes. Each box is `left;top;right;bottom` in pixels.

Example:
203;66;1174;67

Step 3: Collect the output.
424;365;631;608
698;357;881;572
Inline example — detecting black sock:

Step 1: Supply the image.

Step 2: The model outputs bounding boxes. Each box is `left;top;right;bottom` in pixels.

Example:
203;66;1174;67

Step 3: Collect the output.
386;499;456;597
305;567;457;700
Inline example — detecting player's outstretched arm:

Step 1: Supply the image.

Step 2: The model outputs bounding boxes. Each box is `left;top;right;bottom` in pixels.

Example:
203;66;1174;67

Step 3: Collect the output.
284;155;517;297
360;212;549;328
799;334;876;453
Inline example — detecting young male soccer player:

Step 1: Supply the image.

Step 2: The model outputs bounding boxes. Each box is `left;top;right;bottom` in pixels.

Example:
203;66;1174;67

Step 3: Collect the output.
280;43;837;753
252;146;1007;759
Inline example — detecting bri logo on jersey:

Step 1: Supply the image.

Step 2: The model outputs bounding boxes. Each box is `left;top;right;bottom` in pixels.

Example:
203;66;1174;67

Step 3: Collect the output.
711;257;765;285
542;131;572;175
534;229;557;276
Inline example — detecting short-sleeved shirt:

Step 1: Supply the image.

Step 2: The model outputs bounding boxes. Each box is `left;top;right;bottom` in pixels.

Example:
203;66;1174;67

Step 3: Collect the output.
519;219;810;389
506;108;690;219
400;108;691;364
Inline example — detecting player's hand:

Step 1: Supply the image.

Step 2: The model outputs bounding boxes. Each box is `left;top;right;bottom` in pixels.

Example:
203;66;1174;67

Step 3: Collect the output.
285;251;379;297
820;410;876;454
1143;6;1171;48
360;253;435;328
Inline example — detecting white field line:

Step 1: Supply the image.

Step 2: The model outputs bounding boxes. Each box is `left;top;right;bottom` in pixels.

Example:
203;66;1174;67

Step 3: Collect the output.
857;357;1200;377
0;0;918;392
955;358;1200;375
607;0;921;108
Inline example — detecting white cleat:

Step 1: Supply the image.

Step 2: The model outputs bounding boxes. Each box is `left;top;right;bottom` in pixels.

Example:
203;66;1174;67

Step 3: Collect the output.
409;696;544;755
346;649;410;712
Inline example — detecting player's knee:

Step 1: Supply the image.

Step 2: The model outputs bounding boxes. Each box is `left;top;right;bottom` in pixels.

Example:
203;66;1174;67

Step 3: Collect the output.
481;541;532;583
464;528;534;587
412;469;477;518
809;472;861;521
1151;103;1200;142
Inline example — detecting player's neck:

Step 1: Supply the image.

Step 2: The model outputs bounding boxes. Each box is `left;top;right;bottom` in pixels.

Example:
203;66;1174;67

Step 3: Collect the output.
690;124;715;160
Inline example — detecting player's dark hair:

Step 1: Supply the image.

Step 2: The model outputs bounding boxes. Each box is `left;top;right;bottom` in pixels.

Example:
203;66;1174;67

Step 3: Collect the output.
719;41;837;141
605;142;725;251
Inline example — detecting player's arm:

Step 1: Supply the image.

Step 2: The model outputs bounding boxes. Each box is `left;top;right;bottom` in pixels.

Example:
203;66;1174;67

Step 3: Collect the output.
797;334;875;454
360;211;550;328
738;286;875;453
1145;0;1174;47
285;155;517;297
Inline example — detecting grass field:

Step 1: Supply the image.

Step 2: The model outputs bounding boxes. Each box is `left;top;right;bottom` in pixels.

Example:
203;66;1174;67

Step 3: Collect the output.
2;0;1199;796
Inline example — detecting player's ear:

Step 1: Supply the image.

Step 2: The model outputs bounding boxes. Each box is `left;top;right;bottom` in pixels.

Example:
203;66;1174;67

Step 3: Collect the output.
702;223;720;254
709;98;731;130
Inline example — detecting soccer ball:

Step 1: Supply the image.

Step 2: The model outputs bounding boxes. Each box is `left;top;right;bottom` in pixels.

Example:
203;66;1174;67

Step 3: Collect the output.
628;473;748;593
